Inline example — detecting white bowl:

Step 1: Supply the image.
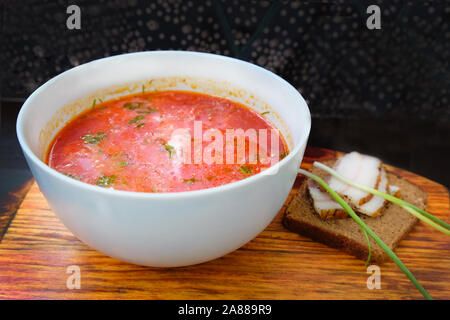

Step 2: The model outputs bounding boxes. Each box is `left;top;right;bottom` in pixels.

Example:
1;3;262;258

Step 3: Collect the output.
16;51;310;267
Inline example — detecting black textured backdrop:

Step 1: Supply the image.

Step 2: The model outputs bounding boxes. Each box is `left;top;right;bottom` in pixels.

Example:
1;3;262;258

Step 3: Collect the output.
0;0;449;187
2;0;450;121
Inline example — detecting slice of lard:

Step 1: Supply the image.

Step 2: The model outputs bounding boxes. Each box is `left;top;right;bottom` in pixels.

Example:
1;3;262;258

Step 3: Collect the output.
307;179;348;220
388;185;400;197
328;152;381;207
357;167;388;217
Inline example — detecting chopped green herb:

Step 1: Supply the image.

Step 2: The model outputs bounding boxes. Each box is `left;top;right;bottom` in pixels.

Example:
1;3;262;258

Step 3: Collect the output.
142;85;145;94
279;151;288;160
63;172;82;180
184;178;200;184
96;106;108;111
206;175;216;181
95;174;116;187
164;143;175;158
148;79;157;92
123;102;143;110
128;115;145;124
260;111;270;115
91;99;97;110
137;122;145;129
81;132;106;144
239;165;252;175
136;107;157;114
119;161;128;167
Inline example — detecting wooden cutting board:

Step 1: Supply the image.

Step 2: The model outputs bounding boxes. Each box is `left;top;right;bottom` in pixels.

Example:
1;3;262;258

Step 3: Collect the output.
0;147;449;300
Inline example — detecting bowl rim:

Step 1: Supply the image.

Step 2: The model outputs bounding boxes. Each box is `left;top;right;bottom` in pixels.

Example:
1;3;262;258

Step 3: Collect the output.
17;50;311;199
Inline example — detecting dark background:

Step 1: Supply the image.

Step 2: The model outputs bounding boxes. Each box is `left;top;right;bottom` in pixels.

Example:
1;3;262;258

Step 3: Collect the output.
0;0;449;199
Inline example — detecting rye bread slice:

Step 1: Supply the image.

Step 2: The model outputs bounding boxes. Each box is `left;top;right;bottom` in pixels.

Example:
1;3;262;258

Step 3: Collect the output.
283;159;428;262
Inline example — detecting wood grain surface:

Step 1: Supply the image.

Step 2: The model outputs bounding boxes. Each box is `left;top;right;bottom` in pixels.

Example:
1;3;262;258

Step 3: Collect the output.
0;147;448;300
0;179;34;242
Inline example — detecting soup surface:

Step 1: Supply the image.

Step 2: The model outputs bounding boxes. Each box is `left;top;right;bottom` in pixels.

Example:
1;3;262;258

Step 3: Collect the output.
47;90;288;192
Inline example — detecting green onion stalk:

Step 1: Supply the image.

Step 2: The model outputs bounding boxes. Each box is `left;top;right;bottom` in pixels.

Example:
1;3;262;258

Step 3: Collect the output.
313;162;450;236
298;168;433;300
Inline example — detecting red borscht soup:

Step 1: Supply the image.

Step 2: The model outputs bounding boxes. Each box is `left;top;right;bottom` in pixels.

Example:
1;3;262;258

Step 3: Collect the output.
47;91;288;192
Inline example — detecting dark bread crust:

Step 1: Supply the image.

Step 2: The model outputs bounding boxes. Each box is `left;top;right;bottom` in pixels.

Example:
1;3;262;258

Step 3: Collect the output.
283;159;428;263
